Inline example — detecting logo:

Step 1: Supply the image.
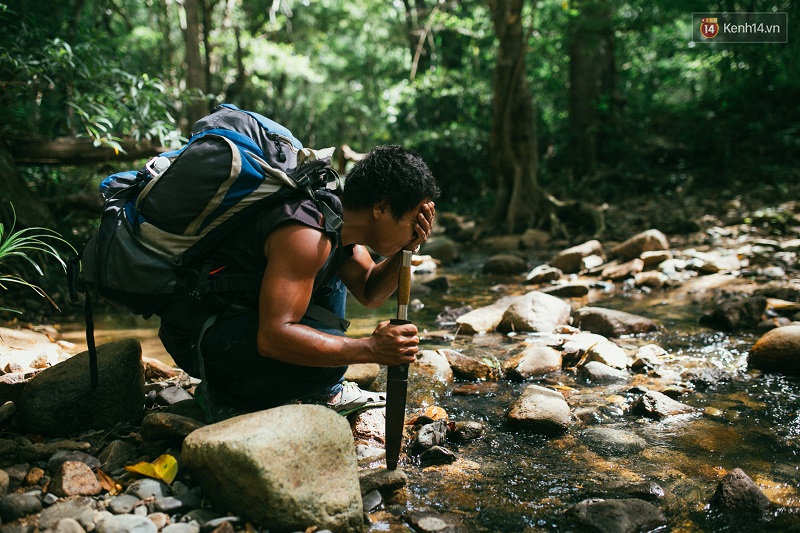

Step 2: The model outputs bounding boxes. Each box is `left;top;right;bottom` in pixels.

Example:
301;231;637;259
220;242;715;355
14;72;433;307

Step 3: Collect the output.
700;17;719;38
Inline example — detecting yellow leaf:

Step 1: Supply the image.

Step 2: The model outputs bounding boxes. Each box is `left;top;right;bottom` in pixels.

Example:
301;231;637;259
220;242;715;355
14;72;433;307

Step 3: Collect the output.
97;469;122;495
124;454;178;484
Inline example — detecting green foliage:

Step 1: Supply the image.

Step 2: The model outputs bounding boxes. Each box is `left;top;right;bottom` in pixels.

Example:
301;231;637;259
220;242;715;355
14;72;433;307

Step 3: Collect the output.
0;205;75;314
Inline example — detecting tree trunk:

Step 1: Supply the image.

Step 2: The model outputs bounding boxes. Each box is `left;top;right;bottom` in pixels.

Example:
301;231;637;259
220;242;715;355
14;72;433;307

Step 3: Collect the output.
0;146;54;230
567;0;615;181
487;0;547;233
182;0;208;127
7;136;164;165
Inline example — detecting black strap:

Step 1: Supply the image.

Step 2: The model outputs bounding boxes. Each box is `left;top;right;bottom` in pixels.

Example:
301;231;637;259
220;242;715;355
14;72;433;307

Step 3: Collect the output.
304;302;350;332
194;314;218;423
85;293;98;389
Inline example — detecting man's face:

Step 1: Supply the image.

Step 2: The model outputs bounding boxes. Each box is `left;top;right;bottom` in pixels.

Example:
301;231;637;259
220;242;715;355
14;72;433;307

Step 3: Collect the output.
372;199;428;256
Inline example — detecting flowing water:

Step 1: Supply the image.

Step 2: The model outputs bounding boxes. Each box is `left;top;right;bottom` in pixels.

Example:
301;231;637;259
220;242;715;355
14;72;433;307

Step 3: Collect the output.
60;250;800;532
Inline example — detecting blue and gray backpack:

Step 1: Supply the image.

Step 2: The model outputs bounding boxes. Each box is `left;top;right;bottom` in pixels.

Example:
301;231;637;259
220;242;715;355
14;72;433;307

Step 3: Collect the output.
69;104;344;388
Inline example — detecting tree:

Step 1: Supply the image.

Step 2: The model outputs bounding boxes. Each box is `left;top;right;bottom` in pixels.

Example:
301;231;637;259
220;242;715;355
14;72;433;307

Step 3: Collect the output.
487;0;549;233
182;0;209;126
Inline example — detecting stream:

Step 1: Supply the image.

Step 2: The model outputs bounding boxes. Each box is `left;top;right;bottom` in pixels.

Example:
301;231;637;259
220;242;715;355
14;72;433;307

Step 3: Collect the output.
59;249;800;532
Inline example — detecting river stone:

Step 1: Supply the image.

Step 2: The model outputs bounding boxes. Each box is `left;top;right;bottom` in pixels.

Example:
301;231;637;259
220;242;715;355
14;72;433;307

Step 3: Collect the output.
182;404;363;532
0;492;43;522
502;346;562;380
16;339;144;436
567;498;667;533
420;236;459;264
97;439;139;473
498;291;571;333
578;361;628;383
96;514;158;533
710;468;771;513
412;419;448;452
525;264;563;284
549;240;604;274
440;349;499;381
610;229;670;261
358;467;407;496
155;385;193;406
126;478;171;500
49;461;102;497
632;390;696;420
641;250;672;270
582;341;628;369
507;385;572;434
48;450;101;473
748;325;800;374
482;254;527;275
582;428;646;456
448;421;485;442
455;295;523;334
414;350;454;385
350;407;386;444
700;296;768;331
39;498;97;530
601;259;644;281
634;271;668;289
573;307;659;337
344;363;380;388
141;412;205;441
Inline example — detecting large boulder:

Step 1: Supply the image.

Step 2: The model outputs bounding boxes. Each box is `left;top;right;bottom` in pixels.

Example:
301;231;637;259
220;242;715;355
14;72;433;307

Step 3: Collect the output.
497;291;571;333
502;346;562;380
506;385;572;434
456;295;524;334
182;404;363;532
16;339;144;436
631;390;696;420
549;240;604;274
710;468;771;513
610;229;669;261
748;325;800;374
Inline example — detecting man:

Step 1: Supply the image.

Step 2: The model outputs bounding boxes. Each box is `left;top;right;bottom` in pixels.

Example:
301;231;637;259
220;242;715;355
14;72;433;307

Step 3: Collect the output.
157;145;439;416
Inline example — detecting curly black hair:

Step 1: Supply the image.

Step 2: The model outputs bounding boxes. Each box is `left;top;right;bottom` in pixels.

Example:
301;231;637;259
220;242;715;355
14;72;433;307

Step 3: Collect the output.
342;145;440;219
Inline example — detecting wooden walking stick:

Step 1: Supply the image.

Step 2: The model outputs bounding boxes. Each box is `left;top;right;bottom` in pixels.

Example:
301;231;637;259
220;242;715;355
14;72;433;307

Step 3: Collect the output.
385;250;413;470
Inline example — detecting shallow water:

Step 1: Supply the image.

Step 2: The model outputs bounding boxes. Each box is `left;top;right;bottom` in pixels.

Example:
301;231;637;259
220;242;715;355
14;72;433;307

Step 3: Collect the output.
60;251;800;532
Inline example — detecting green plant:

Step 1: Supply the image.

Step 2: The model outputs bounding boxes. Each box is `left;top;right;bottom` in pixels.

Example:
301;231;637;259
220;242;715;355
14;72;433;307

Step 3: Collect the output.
0;205;75;314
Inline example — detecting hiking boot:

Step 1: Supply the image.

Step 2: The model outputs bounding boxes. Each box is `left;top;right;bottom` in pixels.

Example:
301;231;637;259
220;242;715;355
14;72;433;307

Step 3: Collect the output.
326;381;386;417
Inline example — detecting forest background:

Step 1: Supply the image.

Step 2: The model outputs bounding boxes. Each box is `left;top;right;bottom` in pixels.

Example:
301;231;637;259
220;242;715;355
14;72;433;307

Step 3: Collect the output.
0;0;798;319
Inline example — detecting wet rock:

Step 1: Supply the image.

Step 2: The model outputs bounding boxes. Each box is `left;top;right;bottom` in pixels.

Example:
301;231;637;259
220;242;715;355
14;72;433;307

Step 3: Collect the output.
97;439;139;473
163;524;200;533
412;420;448;452
525;264;562;284
39;498;96;530
47;450;101;473
51;517;87;533
581;341;628;369
126;478;171;500
422;276;451;292
502;346;562;380
436;305;472;327
108;494;142;514
182;404;363;532
582;428;646;456
147;512;170;530
498;291;572;333
601;259;644;281
0;401;15;426
344;364;380;389
355;444;385;465
710;468;771;513
622;481;666;501
634;271;668;289
362;489;382;513
610;229;669;261
507;385;572;434
567;498;667;533
748;325;800;374
414;350;454;385
49;461;102;497
521;228;550;250
578;361;628;383
156;385;193;406
420;236;459;264
358;467;407;496
440;349;498;381
0;469;8;496
631;390;696;420
550;240;604;274
641;250;672;270
700;296;768;331
141;356;177;381
538;282;590;298
483;254;527;275
141;412;205;441
448;421;485;442
22;439;90;464
573;307;659;337
407;512;461;533
350;407;386;444
455;295;523;334
418;446;457;467
0;493;43;522
16;339;145;436
4;463;30;491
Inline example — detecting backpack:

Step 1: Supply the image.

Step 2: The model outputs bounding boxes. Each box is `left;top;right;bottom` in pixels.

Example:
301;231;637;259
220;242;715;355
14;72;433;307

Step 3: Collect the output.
69;104;345;388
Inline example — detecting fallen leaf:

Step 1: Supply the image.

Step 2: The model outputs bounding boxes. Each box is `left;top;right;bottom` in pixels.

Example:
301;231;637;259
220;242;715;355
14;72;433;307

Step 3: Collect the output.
124;454;178;484
97;469;122;495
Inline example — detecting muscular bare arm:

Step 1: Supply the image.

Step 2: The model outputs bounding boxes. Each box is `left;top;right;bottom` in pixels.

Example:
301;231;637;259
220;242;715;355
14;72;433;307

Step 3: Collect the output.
256;224;418;367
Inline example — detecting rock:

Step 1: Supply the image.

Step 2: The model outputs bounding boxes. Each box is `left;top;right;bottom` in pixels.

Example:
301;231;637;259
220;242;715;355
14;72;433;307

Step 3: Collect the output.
422;276;451;292
39;498;96;531
142;356;177;381
455;295;523;334
521;228;550;249
412;420;448;452
350;407;386;444
50;461;102;497
0;469;9;496
581;341;628;369
578;361;628;383
538;282;590;298
622;481;666;501
601;259;644;281
344;364;380;389
414;350;454;385
147;512;170;530
440;349;499;381
448;421;485;442
156;385;193;406
550;240;604;274
126;478;171;500
632;390;696;420
407;512;460;533
640;250;672;270
525;264;562;284
748;325;800;374
633;271;668;289
506;385;572;434
497;291;571;333
96;514;158;533
436;305;472;327
700;296;768;331
162;524;200;533
182;404;363;532
47;450;101;473
22;440;90;464
581;428;647;456
51;517;87;533
567;498;667;533
420;236;459;264
610;229;670;261
710;468;771;513
108;494;142;515
358;467;407;496
0;493;43;522
141;412;205;441
97;440;139;473
0;401;15;426
418;446;457;467
502;346;562;380
16;339;144;436
573;307;659;337
482;254;527;275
